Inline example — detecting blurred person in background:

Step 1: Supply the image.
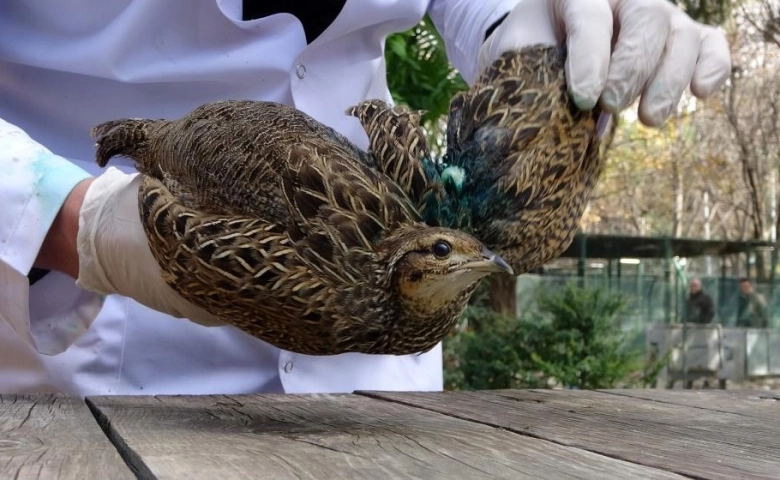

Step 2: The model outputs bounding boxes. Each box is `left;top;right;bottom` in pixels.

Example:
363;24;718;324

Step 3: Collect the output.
685;278;715;324
736;278;768;328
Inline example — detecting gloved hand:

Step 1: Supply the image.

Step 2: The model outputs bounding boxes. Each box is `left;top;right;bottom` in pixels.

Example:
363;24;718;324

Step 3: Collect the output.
478;0;732;127
76;167;225;327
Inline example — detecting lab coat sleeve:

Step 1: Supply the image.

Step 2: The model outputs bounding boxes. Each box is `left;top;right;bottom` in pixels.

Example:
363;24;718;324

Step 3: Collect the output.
0;117;96;354
427;0;521;83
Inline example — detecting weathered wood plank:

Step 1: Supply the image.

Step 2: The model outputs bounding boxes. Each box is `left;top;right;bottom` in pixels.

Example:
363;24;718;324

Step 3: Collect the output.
87;394;684;480
360;389;780;480
600;388;780;421
0;395;134;480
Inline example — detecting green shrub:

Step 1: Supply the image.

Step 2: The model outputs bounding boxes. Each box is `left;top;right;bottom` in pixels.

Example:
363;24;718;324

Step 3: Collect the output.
444;307;546;390
444;282;665;390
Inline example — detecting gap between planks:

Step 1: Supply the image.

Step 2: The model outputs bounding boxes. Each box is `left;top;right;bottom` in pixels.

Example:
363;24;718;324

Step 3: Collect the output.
0;395;136;480
85;396;159;480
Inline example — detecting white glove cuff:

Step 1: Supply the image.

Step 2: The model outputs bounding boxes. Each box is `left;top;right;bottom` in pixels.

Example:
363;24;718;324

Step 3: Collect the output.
76;167;139;294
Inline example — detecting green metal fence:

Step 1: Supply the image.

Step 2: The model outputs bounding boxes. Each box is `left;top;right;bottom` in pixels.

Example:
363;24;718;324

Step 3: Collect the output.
517;273;779;331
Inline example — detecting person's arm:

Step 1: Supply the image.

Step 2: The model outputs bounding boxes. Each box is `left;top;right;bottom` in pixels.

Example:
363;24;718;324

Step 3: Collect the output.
703;295;715;323
34;178;93;279
755;295;769;325
0;117;95;352
0;118;93;280
1;116;222;356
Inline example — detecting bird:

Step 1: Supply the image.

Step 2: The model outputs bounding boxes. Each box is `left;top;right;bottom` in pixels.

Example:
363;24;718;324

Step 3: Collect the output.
90;100;513;356
348;44;605;275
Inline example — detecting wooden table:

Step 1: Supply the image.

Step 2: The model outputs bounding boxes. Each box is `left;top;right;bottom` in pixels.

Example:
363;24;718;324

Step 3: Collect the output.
1;389;779;479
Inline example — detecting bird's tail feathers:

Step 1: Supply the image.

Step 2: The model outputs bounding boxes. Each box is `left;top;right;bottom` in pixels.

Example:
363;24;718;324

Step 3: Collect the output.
91;118;157;167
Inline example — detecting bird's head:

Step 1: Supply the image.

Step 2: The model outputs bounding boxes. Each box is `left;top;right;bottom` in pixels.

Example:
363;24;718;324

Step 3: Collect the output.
379;226;513;317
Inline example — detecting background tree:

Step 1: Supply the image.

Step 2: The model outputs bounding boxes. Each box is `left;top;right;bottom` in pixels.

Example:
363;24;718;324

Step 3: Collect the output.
740;0;780;47
586;2;780;249
672;0;735;25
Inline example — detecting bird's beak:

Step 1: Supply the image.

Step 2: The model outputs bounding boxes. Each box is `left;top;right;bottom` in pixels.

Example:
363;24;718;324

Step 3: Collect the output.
462;248;514;275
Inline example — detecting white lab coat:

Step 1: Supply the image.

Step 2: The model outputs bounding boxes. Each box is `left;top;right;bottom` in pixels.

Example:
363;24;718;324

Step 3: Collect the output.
0;0;519;395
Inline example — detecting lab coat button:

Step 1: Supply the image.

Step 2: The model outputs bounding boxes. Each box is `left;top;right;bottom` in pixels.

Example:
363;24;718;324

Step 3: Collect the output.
283;361;294;373
295;64;306;79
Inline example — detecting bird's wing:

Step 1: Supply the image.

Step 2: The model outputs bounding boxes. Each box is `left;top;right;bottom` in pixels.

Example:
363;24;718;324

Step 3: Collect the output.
443;46;604;273
346;100;442;207
280;143;420;290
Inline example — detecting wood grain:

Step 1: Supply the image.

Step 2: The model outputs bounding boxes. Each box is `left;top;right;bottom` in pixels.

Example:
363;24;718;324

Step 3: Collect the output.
360;389;780;480
0;395;134;480
87;393;684;480
601;388;780;421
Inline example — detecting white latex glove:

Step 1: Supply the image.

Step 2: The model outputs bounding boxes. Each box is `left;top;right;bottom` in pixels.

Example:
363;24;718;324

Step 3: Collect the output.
76;167;225;327
478;0;732;126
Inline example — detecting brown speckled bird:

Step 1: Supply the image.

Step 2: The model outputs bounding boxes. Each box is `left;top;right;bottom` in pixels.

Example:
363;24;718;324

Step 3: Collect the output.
348;44;604;275
91;100;513;356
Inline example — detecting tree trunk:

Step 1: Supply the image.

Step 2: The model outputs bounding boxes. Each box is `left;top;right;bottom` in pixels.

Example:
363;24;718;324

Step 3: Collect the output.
755;253;768;281
671;113;685;238
671;156;684;237
775;169;780;242
487;274;517;317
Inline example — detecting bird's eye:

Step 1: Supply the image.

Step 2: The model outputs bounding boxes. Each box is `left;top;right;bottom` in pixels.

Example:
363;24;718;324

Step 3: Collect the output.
433;241;451;258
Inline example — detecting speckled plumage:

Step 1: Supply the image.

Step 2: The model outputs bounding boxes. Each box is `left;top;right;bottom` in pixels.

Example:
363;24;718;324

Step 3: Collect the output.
91;101;511;356
349;45;604;275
